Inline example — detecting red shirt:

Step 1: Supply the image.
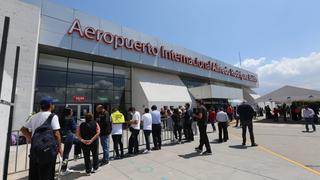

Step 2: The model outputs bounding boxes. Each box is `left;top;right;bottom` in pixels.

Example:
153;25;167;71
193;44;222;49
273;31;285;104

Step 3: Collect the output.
209;111;217;123
227;106;234;114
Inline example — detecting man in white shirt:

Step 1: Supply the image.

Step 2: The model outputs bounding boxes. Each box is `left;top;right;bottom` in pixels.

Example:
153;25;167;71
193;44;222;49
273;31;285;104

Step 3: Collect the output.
142;108;152;153
128;107;141;155
303;106;316;132
151;105;162;150
216;108;229;143
20;96;62;180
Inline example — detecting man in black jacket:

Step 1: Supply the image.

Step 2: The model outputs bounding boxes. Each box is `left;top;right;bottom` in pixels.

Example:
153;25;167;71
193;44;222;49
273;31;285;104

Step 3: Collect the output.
237;102;258;147
96;105;112;165
194;100;212;155
184;103;194;142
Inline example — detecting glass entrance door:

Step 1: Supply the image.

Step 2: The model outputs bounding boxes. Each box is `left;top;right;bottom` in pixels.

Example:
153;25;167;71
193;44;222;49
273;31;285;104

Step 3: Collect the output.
66;104;92;124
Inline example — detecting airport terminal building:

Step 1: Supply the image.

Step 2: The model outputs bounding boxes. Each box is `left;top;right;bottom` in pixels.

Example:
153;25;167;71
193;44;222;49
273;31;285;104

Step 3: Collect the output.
1;0;258;131
0;0;258;159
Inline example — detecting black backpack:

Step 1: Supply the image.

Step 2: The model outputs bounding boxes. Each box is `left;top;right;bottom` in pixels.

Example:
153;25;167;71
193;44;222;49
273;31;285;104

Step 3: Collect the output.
30;114;57;164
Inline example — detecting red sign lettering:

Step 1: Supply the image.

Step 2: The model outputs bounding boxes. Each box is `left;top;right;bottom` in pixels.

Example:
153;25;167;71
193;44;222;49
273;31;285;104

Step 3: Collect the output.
67;19;257;83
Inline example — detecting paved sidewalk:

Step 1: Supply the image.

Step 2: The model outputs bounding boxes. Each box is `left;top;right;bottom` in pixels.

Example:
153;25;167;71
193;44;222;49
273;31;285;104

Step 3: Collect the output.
9;123;320;180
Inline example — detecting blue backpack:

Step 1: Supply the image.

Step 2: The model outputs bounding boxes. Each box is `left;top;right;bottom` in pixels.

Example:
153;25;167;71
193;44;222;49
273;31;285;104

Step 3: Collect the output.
30;113;57;164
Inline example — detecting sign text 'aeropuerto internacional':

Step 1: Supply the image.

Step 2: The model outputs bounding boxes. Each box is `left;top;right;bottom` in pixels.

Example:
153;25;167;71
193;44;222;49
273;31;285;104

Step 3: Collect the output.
67;19;257;82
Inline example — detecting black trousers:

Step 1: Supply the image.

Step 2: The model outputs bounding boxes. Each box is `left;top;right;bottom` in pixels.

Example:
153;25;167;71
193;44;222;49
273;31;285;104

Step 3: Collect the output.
29;155;56;180
144;130;152;150
112;134;124;157
81;140;99;173
152;124;162;149
242;122;255;145
173;125;182;142
184;122;194;141
218;122;229;142
198;124;211;152
128;129;140;154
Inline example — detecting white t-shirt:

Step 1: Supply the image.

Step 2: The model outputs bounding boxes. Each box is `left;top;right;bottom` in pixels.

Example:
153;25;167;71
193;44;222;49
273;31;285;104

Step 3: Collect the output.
142;113;152;130
112;124;123;135
24;111;60;136
131;111;141;130
216;111;229;122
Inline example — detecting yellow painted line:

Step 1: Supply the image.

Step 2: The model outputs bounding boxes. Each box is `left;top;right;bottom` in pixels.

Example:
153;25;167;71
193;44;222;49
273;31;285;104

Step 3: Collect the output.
230;133;320;176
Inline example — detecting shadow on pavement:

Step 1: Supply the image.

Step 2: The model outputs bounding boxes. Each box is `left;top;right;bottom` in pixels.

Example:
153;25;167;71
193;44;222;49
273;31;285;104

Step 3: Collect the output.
178;152;201;159
254;117;306;124
229;145;247;149
60;171;88;180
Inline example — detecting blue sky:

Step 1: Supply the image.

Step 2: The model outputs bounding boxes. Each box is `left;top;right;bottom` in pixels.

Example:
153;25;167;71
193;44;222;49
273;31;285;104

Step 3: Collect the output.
52;0;320;94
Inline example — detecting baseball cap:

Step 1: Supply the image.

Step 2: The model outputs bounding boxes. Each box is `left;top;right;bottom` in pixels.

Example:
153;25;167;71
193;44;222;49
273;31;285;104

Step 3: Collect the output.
39;96;54;106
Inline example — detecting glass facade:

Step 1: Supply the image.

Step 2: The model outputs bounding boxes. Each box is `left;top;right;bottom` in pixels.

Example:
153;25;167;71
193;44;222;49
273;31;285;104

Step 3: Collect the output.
34;53;132;114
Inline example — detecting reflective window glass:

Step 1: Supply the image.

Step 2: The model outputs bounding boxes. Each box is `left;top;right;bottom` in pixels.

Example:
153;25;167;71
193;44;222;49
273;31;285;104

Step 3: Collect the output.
93;75;113;89
34;87;66;104
93;89;113;103
67;72;92;88
68;58;92;74
66;88;92;103
114;66;130;79
39;54;67;71
114;78;130;91
93;62;113;76
37;69;66;87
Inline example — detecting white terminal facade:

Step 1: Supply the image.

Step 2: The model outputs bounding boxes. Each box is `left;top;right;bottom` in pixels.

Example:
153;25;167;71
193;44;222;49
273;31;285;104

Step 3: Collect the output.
0;0;258;133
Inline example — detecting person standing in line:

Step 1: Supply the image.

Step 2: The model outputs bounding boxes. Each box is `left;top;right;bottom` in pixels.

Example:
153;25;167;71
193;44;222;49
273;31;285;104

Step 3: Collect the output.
142;108;152;153
172;108;183;143
216;108;229;143
226;104;234;121
77;113;100;176
110;107;125;159
59;107;81;175
303;106;316;132
208;107;217;133
184;103;194;141
127;107;141;155
273;107;279;122
166;109;174;143
95;105;112;166
20;96;62;180
151;105;162;150
237;102;258;147
194;100;212;155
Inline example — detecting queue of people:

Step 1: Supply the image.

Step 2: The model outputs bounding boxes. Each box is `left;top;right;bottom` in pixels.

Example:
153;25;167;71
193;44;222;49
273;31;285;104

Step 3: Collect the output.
20;96;261;179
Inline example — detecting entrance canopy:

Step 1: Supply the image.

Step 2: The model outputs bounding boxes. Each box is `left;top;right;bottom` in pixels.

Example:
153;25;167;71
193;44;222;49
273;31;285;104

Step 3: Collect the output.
255;85;320;103
188;85;243;100
132;68;192;112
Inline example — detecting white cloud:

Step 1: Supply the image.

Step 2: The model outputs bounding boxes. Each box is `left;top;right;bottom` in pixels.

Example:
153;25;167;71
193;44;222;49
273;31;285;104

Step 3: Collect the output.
238;52;320;95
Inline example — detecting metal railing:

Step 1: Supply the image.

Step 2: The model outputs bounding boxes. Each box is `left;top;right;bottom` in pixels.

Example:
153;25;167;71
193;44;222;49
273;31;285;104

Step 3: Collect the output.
8;125;174;175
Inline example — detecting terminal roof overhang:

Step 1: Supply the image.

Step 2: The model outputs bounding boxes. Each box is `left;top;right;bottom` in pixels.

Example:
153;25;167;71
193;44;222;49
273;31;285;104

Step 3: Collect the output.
30;0;259;89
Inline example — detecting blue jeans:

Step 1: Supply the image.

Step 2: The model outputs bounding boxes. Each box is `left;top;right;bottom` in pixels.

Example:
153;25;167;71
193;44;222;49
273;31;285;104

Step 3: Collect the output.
100;135;110;161
63;133;81;161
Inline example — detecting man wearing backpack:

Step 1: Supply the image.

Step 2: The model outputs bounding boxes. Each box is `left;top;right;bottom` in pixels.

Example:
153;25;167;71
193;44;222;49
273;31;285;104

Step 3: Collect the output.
20;96;62;180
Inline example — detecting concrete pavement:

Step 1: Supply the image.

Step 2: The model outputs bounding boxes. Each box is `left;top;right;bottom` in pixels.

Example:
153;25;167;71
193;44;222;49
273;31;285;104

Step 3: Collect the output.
9;122;320;180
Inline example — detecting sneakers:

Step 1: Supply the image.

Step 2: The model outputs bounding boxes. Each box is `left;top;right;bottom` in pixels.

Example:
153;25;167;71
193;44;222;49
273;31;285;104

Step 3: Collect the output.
201;151;212;155
251;143;258;147
92;168;100;173
60;168;73;176
143;149;150;153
